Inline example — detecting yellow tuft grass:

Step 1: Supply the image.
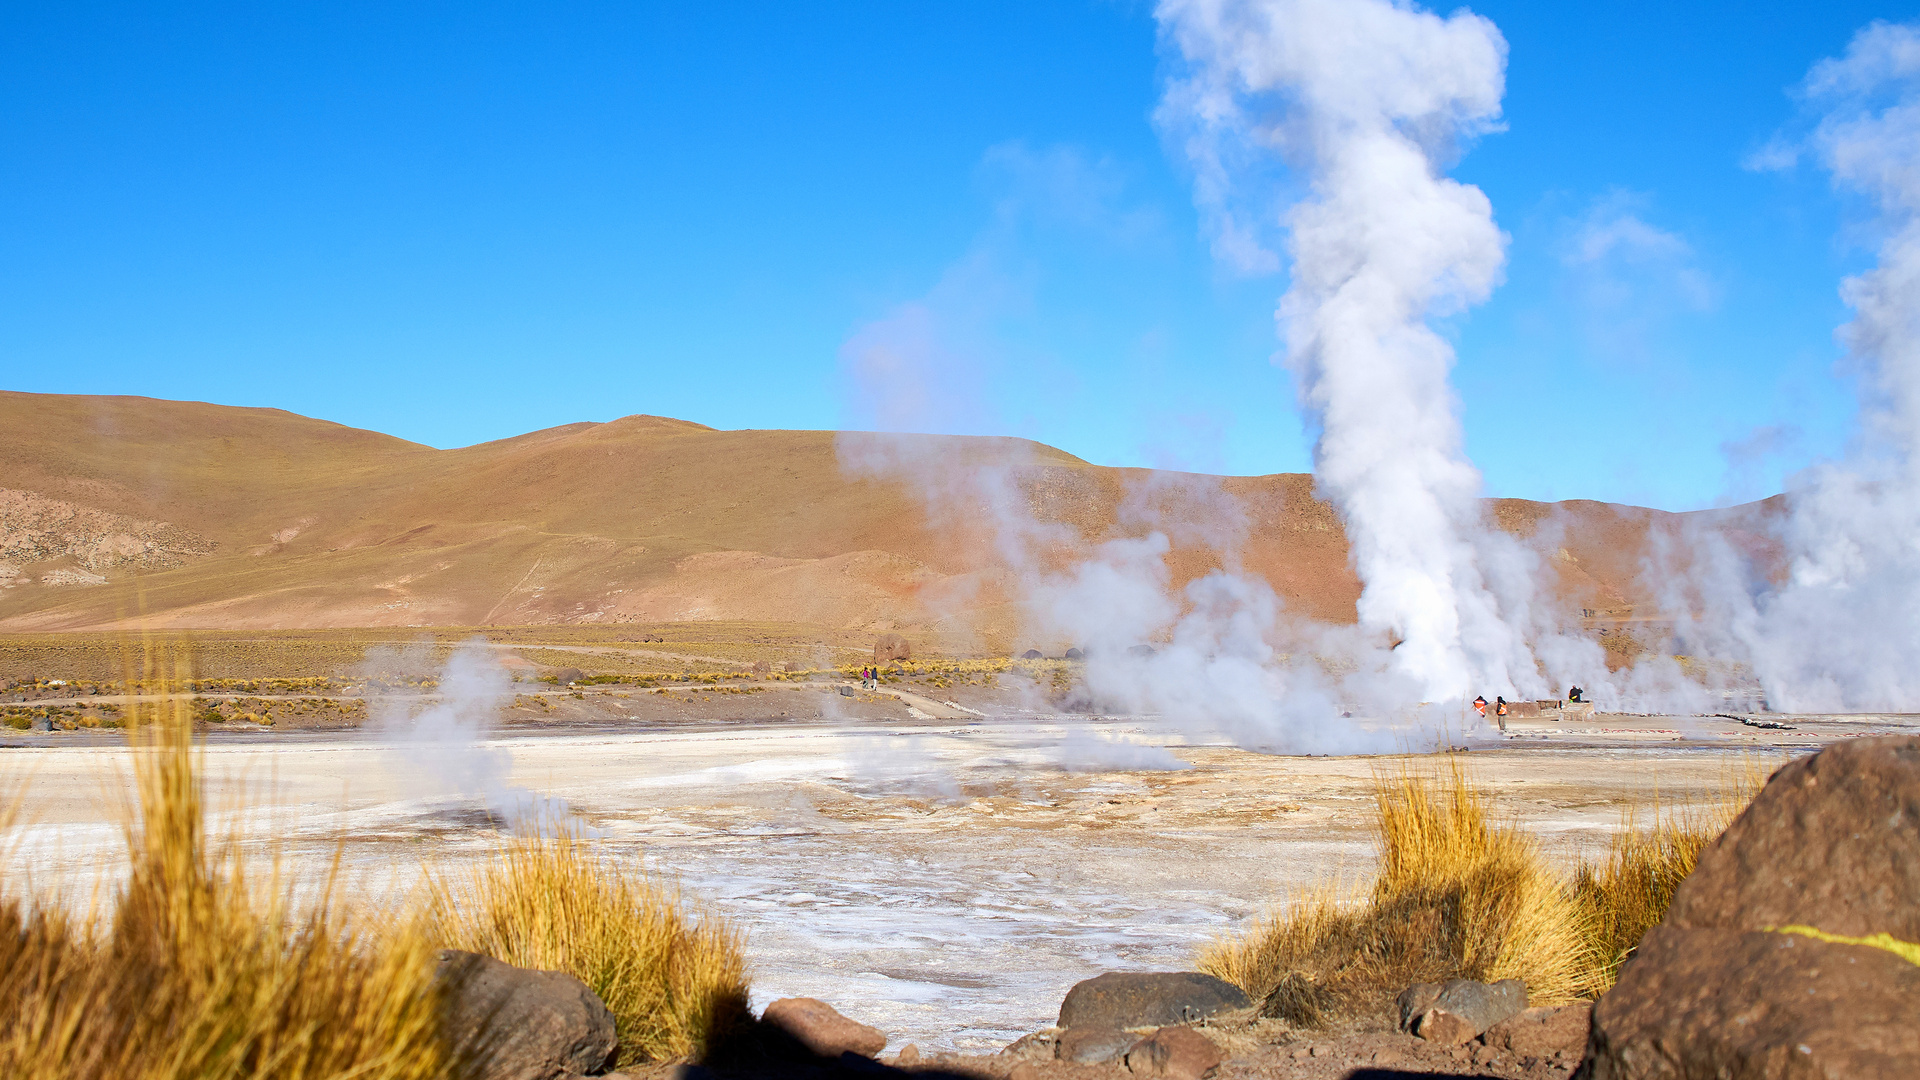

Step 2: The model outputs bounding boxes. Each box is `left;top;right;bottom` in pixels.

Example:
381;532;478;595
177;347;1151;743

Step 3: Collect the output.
1570;759;1766;988
1201;761;1593;1024
0;680;449;1080
429;837;750;1066
1202;758;1773;1024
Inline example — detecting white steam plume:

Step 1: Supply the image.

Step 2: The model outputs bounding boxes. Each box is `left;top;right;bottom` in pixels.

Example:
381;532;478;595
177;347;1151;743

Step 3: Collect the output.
1155;0;1541;704
1695;21;1920;712
364;639;590;836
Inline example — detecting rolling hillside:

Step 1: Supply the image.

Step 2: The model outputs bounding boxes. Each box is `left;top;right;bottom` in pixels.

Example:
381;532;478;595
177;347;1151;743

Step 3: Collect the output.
0;391;1749;640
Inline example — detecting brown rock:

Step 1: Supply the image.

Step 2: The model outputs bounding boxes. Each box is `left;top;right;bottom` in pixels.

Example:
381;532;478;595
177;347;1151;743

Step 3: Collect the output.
551;667;585;686
1414;1010;1481;1046
1056;1026;1140;1065
1058;971;1250;1030
433;949;618;1080
1581;737;1920;1078
1483;1004;1590;1057
761;997;887;1059
1581;925;1920;1078
1008;1064;1042;1080
1665;735;1920;939
894;1043;920;1066
1124;1027;1222;1080
873;633;912;664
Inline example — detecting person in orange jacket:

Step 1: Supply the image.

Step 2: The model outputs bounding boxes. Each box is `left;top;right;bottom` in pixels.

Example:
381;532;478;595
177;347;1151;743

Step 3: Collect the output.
1472;695;1488;717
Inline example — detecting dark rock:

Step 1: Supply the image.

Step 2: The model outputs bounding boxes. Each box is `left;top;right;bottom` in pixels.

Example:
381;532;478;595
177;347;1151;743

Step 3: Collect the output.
1124;1027;1222;1080
1055;1026;1140;1065
1058;971;1250;1030
1581;737;1920;1079
1665;735;1920;940
434;949;618;1080
1396;978;1526;1044
551;667;585;686
1064;648;1084;661
761;997;887;1059
1021;650;1043;660
1483;1004;1589;1057
1579;925;1920;1078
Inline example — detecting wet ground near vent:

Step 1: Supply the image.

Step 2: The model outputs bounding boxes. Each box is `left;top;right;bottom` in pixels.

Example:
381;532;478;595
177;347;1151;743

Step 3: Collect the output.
4;710;1912;1053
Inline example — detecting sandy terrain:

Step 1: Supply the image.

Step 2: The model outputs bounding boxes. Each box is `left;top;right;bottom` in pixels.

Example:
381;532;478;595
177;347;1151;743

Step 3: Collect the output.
5;698;1894;1056
0;391;1777;640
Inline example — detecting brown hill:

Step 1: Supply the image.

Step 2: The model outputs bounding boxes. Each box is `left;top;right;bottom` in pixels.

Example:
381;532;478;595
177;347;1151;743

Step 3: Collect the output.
0;391;1758;641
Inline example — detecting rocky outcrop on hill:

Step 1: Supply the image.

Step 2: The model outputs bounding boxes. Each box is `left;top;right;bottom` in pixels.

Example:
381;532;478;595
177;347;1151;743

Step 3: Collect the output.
0;488;214;586
1580;736;1920;1079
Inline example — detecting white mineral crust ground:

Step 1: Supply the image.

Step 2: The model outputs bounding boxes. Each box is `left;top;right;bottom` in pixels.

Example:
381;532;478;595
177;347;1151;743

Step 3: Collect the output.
4;712;1906;1052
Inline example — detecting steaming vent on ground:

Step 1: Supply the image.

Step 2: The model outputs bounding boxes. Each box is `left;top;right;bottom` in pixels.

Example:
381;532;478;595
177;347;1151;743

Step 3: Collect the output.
364;639;595;837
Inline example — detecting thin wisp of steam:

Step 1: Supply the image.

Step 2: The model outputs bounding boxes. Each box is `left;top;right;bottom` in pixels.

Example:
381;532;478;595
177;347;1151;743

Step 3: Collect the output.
364;639;593;836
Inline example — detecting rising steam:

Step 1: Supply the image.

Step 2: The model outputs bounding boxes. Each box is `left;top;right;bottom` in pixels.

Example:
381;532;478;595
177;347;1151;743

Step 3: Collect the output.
1155;0;1555;703
364;639;589;835
1677;20;1920;712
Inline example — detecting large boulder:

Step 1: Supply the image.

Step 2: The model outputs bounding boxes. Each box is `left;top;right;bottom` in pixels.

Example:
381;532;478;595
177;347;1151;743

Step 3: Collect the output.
1058;972;1250;1030
760;997;886;1059
1663;736;1920;939
1582;926;1920;1078
1580;736;1920;1079
873;634;911;665
435;949;618;1080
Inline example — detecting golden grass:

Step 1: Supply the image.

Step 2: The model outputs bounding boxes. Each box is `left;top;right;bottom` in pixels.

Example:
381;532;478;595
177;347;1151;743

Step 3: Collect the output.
429;837;749;1067
0;688;449;1080
1200;761;1591;1023
0;640;755;1076
1200;758;1770;1025
1570;761;1765;987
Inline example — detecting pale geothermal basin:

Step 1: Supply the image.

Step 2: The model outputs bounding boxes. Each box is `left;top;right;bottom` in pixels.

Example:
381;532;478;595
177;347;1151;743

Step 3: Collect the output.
0;714;1858;1052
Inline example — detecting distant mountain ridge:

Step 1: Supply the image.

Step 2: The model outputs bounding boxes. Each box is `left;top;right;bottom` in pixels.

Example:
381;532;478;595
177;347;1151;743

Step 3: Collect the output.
0;391;1755;639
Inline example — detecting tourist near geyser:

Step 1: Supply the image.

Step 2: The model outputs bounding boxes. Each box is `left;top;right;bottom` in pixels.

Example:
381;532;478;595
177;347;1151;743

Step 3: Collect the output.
6;3;1920;1079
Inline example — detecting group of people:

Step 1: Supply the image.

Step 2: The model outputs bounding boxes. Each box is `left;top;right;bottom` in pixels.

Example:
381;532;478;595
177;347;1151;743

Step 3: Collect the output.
859;666;880;690
1471;686;1587;718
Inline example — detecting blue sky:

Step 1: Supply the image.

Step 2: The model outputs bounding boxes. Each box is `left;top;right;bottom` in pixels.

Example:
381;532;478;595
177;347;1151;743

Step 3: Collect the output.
3;1;1915;510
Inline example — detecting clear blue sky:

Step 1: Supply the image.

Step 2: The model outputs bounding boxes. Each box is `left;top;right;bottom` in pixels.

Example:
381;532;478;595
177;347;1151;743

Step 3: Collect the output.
4;1;1914;510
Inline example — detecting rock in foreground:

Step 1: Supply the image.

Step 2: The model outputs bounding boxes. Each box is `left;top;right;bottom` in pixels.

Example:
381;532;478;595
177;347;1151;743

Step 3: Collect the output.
1057;972;1250;1030
1124;1026;1222;1080
1397;978;1527;1044
1582;736;1920;1079
761;997;887;1059
435;949;619;1080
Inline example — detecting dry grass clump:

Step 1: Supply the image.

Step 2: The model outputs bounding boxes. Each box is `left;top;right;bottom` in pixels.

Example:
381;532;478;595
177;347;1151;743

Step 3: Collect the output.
1570;762;1765;987
430;838;749;1066
0;695;449;1080
1201;762;1591;1024
1203;759;1771;1025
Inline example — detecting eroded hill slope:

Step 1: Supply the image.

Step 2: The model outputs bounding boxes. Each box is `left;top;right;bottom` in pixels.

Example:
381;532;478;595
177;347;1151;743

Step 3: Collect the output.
0;391;1749;640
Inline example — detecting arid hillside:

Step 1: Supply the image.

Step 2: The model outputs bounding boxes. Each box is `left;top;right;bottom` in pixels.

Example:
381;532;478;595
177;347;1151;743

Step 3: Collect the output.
0;391;1761;640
